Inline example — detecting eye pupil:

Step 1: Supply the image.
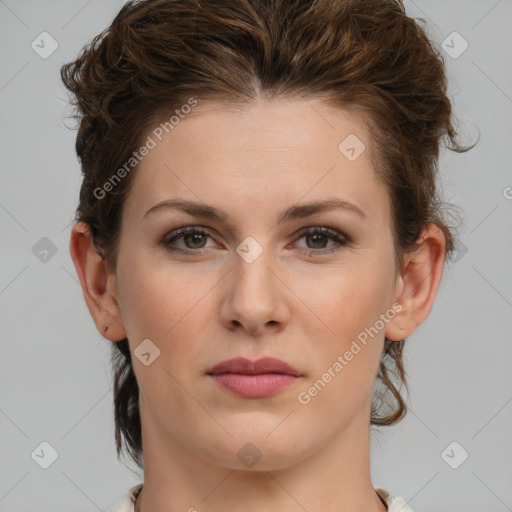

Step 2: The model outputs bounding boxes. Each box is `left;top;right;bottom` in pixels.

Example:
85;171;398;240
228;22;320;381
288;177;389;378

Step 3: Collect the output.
307;233;327;249
185;233;207;248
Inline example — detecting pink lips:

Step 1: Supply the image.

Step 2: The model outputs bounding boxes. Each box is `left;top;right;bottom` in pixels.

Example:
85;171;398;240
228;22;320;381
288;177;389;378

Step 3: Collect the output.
207;357;301;398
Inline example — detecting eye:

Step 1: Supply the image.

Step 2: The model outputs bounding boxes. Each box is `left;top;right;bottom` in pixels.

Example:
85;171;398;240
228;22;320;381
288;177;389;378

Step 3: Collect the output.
161;226;215;254
293;227;348;256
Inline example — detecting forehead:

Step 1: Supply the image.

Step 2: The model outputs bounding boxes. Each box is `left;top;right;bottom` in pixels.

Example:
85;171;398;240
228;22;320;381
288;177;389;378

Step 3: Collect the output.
123;98;389;226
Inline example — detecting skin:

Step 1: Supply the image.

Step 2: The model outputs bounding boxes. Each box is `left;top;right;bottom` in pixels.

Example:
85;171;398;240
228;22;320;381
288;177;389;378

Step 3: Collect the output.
70;97;445;512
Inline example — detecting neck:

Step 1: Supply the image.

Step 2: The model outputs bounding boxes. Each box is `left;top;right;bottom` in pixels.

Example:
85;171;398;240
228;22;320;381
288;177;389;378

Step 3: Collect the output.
134;399;387;512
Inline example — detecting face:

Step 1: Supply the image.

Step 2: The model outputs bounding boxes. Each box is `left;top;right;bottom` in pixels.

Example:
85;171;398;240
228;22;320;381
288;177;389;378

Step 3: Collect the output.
113;98;403;470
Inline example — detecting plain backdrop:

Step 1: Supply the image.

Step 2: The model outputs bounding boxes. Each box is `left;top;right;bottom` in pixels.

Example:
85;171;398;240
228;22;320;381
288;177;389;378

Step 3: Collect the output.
0;1;511;511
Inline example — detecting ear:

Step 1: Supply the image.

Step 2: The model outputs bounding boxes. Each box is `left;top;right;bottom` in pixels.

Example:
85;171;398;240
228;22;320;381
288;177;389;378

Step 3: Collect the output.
385;223;446;341
69;222;127;341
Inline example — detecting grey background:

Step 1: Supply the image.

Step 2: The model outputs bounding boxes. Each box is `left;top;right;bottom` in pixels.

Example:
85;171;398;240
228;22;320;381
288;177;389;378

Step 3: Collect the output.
0;1;511;511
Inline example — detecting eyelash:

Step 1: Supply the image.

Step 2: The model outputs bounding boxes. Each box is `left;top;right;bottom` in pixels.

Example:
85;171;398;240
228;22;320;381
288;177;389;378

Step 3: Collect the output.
160;225;349;257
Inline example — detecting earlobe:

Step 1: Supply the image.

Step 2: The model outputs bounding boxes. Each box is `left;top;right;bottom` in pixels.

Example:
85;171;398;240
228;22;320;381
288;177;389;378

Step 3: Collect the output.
385;224;446;342
69;222;127;341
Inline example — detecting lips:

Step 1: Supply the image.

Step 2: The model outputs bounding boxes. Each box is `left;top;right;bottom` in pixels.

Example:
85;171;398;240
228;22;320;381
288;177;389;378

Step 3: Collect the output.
207;357;301;377
207;357;301;398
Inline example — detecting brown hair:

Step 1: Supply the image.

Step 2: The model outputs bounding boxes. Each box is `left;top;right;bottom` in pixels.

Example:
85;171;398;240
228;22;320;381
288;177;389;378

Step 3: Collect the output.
61;0;473;470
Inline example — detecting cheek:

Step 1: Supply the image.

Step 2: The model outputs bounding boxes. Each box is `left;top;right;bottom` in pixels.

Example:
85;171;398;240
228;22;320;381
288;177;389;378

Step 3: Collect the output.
292;253;394;398
122;271;191;335
116;247;222;352
294;259;392;339
294;269;389;413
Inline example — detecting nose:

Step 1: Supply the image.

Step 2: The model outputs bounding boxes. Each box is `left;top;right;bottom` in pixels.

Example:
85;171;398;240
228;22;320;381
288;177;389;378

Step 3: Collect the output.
220;247;290;336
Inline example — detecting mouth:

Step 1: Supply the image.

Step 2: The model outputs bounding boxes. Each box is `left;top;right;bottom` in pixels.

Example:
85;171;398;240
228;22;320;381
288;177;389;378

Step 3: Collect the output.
206;357;302;398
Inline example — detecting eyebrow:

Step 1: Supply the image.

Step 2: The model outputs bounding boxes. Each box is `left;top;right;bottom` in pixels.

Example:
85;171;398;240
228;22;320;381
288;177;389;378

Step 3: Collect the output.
142;197;366;223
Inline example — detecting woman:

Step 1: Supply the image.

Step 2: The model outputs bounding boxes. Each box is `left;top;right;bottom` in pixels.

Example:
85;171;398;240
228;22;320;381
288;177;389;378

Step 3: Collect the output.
61;0;472;510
